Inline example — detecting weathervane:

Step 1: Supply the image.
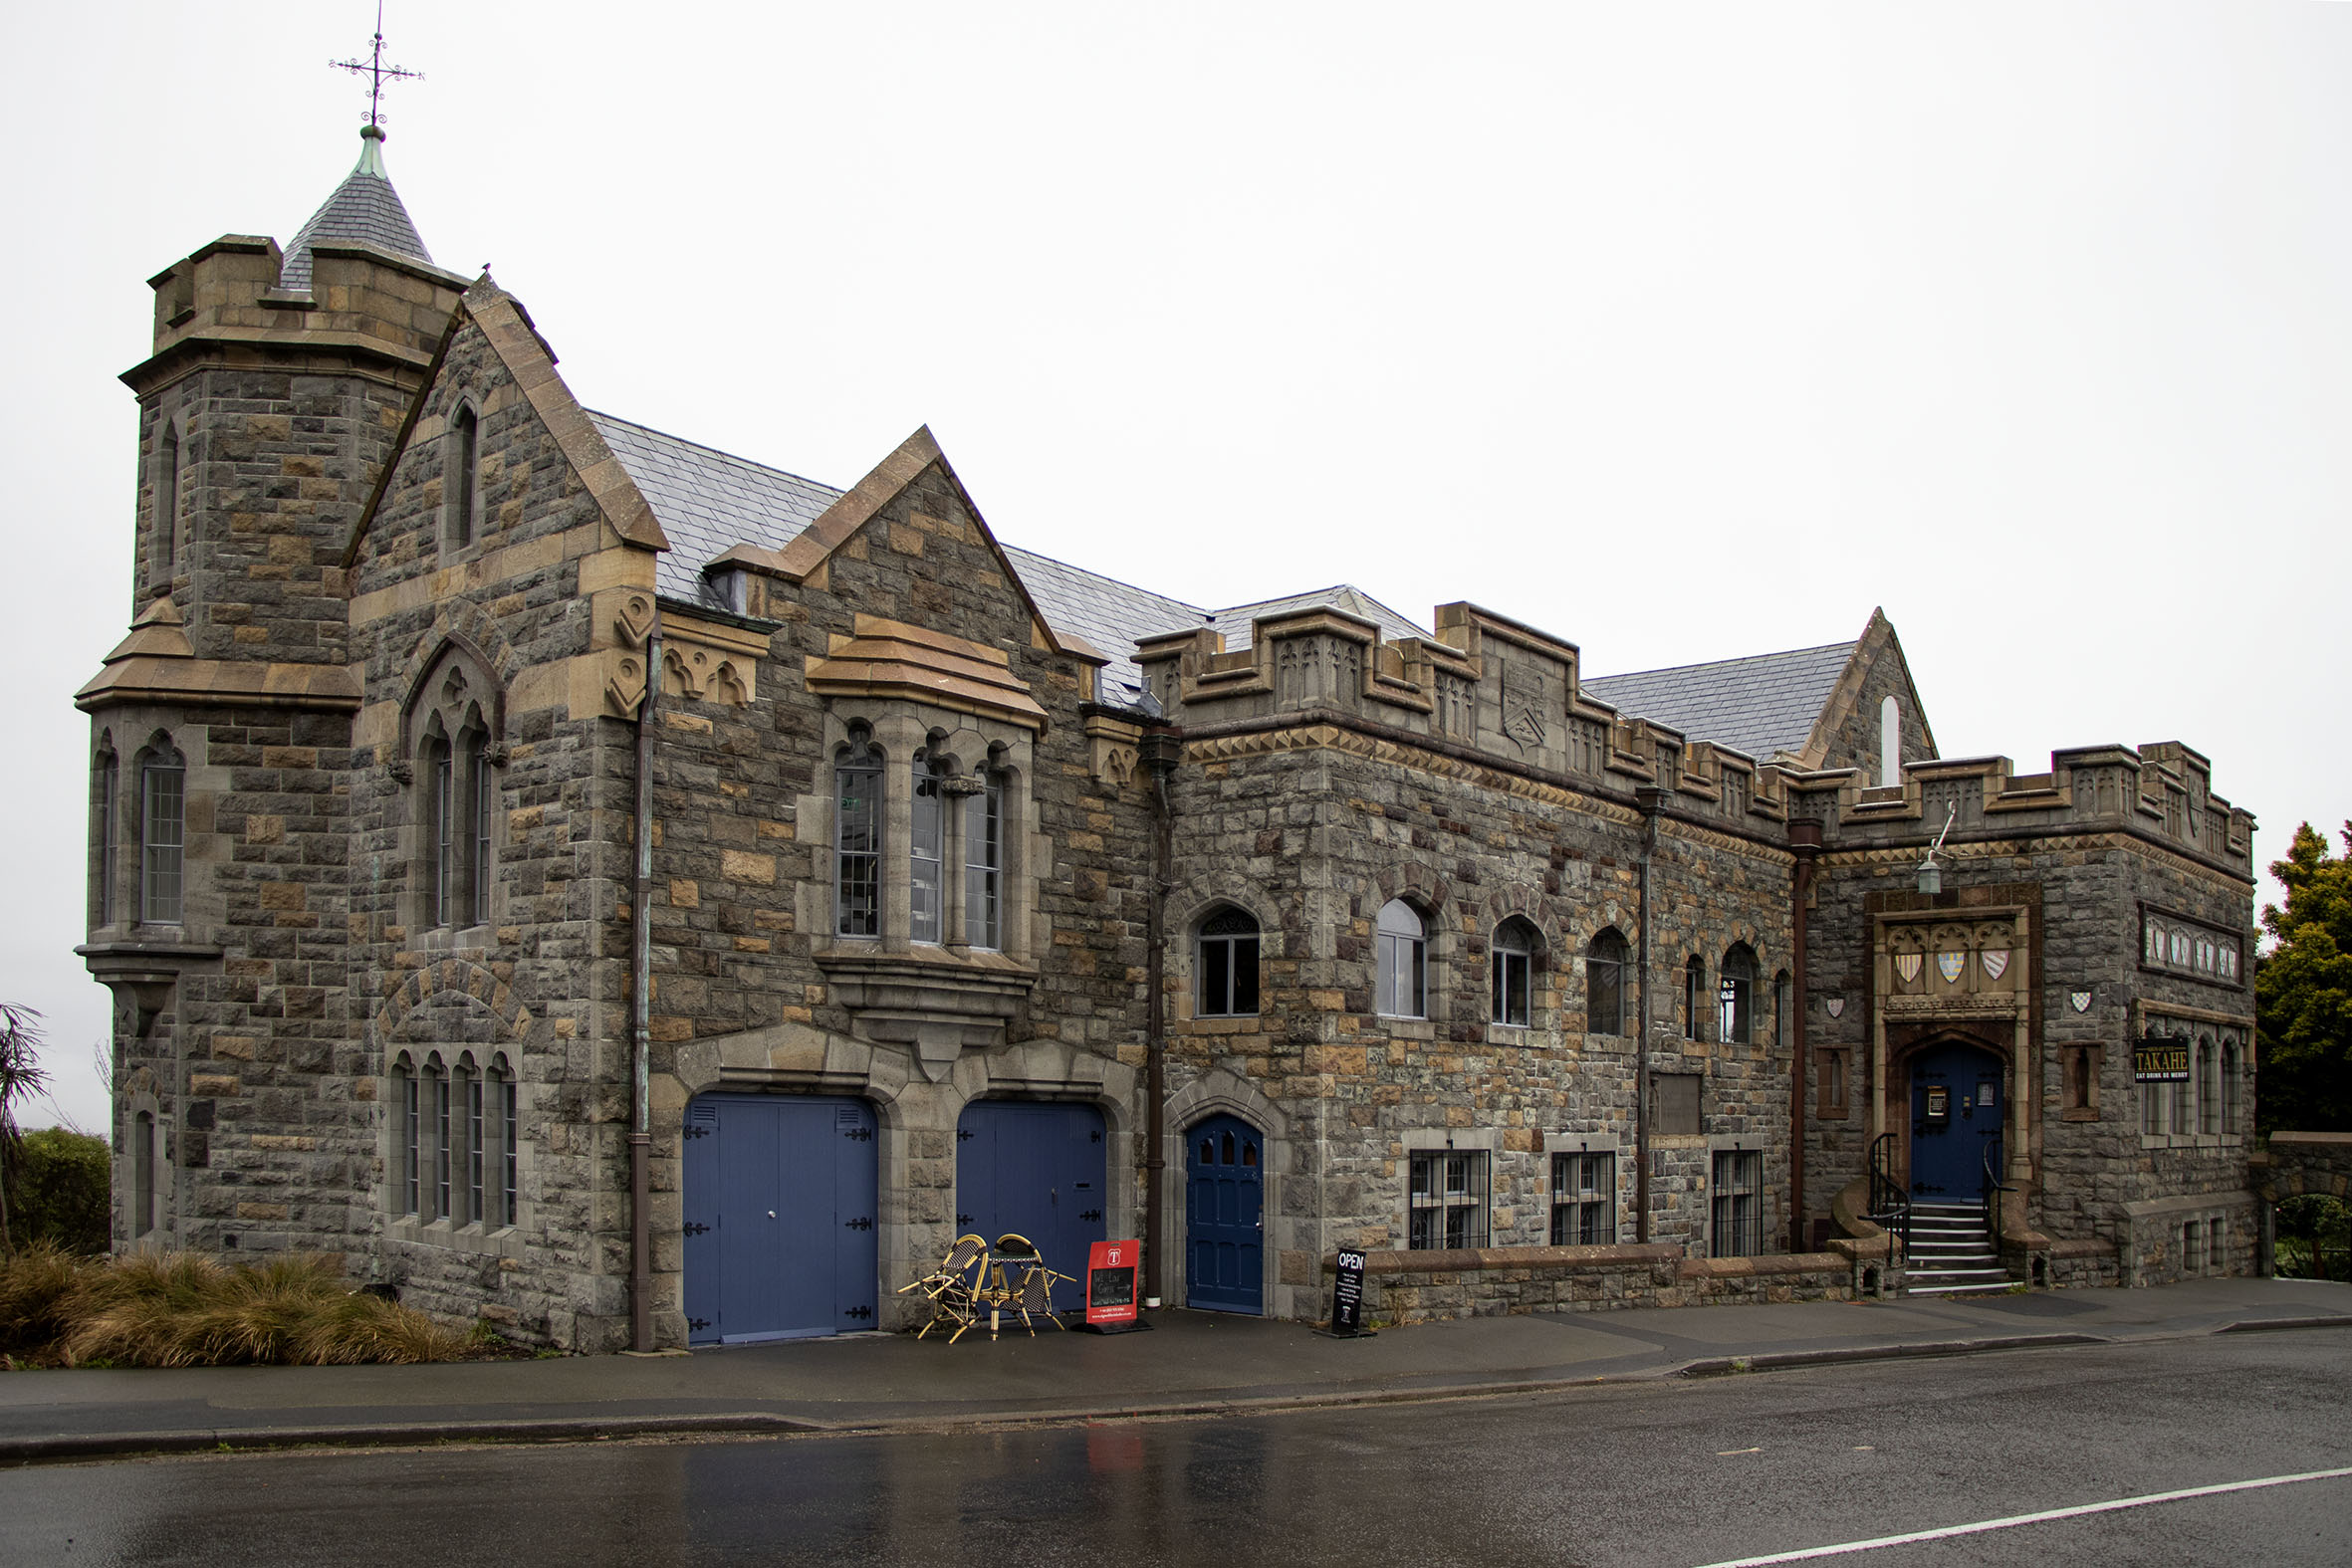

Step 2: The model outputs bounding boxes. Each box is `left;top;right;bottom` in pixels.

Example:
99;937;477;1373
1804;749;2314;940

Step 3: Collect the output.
331;2;423;129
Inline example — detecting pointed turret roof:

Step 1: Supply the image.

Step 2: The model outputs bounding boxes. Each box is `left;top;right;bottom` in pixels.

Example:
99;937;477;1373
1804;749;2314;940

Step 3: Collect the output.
280;124;433;293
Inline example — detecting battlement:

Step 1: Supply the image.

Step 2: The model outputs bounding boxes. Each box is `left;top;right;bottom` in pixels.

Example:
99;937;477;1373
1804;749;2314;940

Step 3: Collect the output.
138;233;464;378
1788;742;2253;874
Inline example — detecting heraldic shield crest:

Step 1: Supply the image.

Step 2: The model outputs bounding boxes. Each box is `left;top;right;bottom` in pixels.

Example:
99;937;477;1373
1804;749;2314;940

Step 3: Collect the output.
1502;661;1546;753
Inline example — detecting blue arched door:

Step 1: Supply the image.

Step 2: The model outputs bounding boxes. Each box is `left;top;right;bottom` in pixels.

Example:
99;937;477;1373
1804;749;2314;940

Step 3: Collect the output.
1186;1114;1264;1313
1908;1042;2003;1198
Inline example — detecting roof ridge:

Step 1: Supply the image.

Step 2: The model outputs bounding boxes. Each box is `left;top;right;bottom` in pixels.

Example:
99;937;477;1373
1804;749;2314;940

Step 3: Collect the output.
587;409;843;496
1586;638;1857;682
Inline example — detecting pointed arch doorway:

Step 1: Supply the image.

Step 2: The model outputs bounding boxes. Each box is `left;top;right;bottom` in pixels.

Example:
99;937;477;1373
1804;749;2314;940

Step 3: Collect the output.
1185;1113;1264;1313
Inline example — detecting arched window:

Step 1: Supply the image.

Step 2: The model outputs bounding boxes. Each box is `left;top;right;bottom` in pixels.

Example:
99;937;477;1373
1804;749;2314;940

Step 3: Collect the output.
448;405;479;549
93;745;118;927
1684;956;1707;1041
833;732;882;937
1492;916;1538;1027
392;1056;418;1217
1772;970;1791;1050
1376;899;1426;1019
1198;905;1262;1017
1585;929;1628;1035
2169;1053;2190;1135
2223;1039;2242;1135
132;1109;156;1237
155;424;181;578
1880;696;1901;788
963;763;1004;951
139;740;185;926
1721;945;1759;1045
911;753;946;943
492;1055;518;1227
429;1056;452;1223
2197;1037;2219;1135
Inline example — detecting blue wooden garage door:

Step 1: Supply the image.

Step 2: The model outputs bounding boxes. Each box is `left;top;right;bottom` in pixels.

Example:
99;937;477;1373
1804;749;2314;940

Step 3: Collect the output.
682;1093;877;1345
955;1100;1106;1281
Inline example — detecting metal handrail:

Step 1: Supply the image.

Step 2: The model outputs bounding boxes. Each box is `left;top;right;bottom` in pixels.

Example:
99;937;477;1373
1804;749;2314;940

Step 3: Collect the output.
1980;1134;2011;1251
1866;1132;1911;1261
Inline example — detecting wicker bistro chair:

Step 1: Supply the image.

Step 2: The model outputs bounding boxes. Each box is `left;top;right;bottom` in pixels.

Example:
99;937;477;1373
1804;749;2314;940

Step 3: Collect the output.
898;1232;991;1342
990;1233;1075;1337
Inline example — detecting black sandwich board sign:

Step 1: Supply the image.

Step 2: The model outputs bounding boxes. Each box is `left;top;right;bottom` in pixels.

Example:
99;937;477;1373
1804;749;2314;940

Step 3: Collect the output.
1324;1248;1374;1339
2133;1033;2191;1083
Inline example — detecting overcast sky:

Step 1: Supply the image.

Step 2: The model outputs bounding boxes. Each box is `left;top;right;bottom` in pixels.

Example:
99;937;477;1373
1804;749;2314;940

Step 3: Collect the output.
5;2;2347;1135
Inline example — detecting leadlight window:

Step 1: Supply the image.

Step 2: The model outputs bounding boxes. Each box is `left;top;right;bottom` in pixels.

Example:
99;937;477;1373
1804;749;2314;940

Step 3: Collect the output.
1550;1152;1616;1245
1712;1149;1763;1257
911;757;944;943
472;745;493;926
963;771;1003;951
432;742;455;925
2223;1041;2241;1135
1376;899;1426;1019
499;1062;518;1226
1492;917;1537;1027
1408;1151;1489;1249
2197;1038;2219;1135
2141;910;2242;984
1198;905;1262;1016
393;1052;516;1229
1684;957;1706;1041
395;1062;418;1216
833;734;882;938
140;743;185;925
433;1064;452;1222
1585;929;1628;1035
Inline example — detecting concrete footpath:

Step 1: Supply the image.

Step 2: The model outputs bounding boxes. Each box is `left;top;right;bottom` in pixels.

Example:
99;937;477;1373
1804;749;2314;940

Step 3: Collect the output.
3;1276;2348;1465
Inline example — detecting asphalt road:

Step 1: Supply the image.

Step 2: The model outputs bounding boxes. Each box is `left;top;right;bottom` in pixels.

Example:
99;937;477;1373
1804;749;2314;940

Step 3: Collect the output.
4;1328;2346;1567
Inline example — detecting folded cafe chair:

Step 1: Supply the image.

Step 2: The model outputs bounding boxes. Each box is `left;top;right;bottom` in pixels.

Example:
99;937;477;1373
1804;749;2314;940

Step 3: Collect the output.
898;1232;991;1342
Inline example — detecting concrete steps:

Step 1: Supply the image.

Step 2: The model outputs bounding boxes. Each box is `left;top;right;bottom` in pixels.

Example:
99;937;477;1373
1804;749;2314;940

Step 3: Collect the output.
1904;1202;2012;1297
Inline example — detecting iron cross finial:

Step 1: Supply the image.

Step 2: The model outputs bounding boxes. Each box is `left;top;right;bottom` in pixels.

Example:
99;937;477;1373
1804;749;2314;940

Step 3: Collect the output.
331;2;424;129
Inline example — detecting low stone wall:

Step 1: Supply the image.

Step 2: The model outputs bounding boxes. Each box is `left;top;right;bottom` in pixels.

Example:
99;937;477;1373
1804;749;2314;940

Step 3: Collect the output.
1319;1243;1853;1326
2047;1235;2120;1289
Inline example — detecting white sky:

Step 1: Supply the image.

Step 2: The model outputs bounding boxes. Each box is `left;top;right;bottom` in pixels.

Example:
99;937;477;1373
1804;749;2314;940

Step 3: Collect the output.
5;2;2347;1135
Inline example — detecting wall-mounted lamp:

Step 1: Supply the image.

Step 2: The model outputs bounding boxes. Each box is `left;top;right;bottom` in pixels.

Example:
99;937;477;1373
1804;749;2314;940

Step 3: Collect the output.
1916;801;1958;896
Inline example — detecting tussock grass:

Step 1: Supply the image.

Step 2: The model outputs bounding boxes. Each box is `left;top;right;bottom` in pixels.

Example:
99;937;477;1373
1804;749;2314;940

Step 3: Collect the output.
0;1246;469;1368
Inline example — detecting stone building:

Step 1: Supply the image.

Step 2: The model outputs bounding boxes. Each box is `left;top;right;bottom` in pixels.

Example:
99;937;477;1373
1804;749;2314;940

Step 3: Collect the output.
78;128;2262;1349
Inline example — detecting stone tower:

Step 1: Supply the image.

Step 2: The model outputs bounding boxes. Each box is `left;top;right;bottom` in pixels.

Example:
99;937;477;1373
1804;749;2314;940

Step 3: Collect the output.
78;127;466;1255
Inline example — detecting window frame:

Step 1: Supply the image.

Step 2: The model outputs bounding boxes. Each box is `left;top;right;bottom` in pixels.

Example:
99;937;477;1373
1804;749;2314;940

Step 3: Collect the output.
1491;917;1537;1028
962;769;1004;952
1407;1150;1489;1250
1197;904;1263;1018
1711;1148;1764;1258
1376;899;1427;1020
138;741;185;927
1585;928;1628;1036
446;403;481;551
1720;945;1759;1045
1549;1151;1617;1246
1684;957;1706;1041
832;731;884;939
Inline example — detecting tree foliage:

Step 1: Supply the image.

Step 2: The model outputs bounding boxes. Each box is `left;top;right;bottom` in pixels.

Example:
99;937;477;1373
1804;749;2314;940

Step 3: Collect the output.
0;1004;52;1253
2256;821;2352;1132
5;1129;110;1254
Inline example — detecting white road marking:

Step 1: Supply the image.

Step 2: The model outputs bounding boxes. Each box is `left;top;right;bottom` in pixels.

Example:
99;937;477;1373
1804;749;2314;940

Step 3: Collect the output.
1688;1464;2352;1567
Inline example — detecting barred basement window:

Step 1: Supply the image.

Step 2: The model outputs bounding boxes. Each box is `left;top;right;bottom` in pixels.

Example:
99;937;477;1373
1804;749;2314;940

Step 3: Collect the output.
1408;1151;1489;1249
1197;905;1262;1016
2209;1217;2227;1273
832;731;882;938
1550;1152;1616;1245
139;740;185;926
1712;1150;1763;1257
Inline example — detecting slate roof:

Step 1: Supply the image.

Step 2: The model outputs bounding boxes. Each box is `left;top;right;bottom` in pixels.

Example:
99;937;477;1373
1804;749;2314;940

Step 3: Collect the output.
1580;640;1857;762
280;129;434;293
588;412;844;610
586;414;1434;710
1208;585;1429;651
1000;547;1207;707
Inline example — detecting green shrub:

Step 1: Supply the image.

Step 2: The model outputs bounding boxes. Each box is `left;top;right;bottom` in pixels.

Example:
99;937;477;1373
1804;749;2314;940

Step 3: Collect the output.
4;1129;111;1254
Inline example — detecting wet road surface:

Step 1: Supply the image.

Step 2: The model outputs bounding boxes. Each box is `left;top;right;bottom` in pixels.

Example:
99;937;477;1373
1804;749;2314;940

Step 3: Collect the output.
4;1327;2346;1566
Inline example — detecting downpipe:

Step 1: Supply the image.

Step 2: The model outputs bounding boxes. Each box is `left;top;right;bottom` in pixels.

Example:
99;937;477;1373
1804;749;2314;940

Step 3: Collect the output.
1634;785;1665;1244
630;621;662;1353
1140;730;1181;1308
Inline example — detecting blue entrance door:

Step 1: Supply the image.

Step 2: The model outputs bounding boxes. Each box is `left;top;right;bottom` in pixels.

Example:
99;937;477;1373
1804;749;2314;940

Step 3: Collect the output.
955;1101;1106;1279
682;1093;878;1345
1186;1114;1264;1313
1908;1042;2003;1198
